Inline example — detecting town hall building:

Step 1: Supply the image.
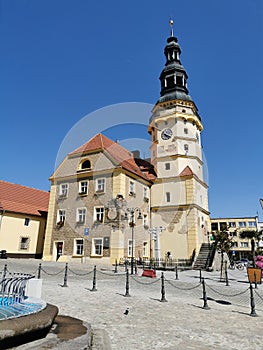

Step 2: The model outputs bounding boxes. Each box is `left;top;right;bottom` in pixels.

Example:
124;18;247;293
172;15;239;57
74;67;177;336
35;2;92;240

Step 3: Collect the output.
43;22;210;264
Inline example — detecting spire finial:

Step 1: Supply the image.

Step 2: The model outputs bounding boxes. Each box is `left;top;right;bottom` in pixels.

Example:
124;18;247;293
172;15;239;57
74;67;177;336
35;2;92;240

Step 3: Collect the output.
169;18;174;37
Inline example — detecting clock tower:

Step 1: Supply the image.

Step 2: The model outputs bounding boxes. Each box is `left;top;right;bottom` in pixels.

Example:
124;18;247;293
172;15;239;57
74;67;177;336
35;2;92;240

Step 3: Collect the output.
148;21;210;260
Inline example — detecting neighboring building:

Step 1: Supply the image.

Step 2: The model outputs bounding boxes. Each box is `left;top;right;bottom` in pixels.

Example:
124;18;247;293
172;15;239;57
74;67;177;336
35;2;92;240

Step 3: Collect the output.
43;22;210;263
43;134;155;263
210;216;261;260
0;181;49;258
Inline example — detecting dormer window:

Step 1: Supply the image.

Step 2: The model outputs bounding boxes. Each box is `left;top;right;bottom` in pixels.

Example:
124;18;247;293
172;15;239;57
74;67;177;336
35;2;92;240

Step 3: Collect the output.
81;159;91;170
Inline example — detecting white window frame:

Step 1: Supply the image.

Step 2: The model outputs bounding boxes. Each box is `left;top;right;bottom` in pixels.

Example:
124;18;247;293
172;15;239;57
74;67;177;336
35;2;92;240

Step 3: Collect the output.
143;214;148;228
239;222;246;228
143;241;148;257
24;218;30;226
20;237;29;250
59;183;68;197
74;239;84;255
240;241;249;248
129;180;135;196
92;238;103;256
94;207;104;222
96;178;105;192
57;209;66;223
143;187;149;201
248;221;256;227
76;208;86;224
79;180;88;195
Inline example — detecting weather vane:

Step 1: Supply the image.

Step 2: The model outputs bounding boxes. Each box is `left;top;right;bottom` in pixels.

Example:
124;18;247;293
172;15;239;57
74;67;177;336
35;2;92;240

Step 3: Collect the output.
169;18;174;37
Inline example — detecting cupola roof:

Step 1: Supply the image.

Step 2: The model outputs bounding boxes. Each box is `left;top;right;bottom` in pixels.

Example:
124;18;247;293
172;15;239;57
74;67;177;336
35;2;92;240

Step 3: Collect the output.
157;19;193;104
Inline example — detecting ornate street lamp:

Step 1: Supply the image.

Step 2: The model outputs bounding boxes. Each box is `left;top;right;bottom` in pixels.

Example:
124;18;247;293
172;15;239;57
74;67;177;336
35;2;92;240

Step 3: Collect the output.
125;208;142;274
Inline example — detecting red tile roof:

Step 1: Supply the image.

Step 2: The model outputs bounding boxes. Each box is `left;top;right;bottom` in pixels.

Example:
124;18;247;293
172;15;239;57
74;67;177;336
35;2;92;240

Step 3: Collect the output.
0;181;49;217
179;166;194;177
70;134;156;182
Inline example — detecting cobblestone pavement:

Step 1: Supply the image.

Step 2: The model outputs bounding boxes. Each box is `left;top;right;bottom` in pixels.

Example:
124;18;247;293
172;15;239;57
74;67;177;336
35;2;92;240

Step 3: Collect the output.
1;259;263;350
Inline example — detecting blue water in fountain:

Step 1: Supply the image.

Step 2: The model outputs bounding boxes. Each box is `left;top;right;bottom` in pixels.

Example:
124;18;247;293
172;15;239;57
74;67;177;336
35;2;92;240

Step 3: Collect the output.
0;296;46;320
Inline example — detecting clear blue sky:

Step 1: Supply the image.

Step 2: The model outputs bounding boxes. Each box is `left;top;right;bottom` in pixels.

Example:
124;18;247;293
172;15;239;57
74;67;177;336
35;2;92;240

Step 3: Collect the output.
1;0;263;219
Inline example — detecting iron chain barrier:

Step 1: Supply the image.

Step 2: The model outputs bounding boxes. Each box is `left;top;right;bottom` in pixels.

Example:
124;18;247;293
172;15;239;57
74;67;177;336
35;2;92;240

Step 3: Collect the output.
1;263;263;317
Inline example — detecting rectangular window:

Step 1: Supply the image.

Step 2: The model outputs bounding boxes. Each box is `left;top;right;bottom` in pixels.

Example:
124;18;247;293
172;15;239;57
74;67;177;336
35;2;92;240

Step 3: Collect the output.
184;128;188;135
24;218;30;226
74;239;84;255
20;237;29;250
143;214;148;228
239;222;246;228
94;207;104;222
57;210;66;223
129;181;135;196
166;192;171;203
77;208;86;224
143;242;148;257
143;187;149;201
219;222;227;231
232;242;238;248
211;222;218;231
165;163;170;170
59;183;68;197
79;181;88;195
96;178;105;192
93;238;103;255
184;144;189;152
240;242;249;248
128;239;133;257
228;222;236;228
248;221;256;227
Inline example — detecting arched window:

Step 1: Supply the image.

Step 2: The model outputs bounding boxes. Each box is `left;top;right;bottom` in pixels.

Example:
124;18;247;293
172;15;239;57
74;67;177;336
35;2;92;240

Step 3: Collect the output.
81;159;91;170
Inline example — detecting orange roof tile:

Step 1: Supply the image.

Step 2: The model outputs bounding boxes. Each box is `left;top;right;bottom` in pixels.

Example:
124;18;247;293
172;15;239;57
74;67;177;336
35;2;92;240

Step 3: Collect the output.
0;181;49;216
179;166;194;177
70;134;156;182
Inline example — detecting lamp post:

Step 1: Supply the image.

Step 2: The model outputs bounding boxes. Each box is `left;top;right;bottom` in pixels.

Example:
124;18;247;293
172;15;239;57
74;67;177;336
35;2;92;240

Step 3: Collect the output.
125;207;142;275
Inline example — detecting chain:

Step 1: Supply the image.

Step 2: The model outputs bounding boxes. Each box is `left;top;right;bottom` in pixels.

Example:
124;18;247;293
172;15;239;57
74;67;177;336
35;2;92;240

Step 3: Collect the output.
130;276;161;285
165;278;201;290
97;270;126;276
68;267;93;276
206;284;250;297
40;267;65;276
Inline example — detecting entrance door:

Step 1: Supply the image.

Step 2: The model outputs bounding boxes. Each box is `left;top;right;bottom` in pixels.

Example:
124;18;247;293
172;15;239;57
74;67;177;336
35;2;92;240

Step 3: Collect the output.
56;242;63;261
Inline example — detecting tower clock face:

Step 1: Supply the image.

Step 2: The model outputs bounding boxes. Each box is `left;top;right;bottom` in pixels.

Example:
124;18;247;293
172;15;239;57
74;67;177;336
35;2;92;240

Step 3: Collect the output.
161;128;173;140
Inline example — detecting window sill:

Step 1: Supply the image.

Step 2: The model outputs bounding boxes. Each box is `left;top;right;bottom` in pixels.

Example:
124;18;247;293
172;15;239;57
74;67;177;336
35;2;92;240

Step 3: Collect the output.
79;192;88;196
90;255;103;258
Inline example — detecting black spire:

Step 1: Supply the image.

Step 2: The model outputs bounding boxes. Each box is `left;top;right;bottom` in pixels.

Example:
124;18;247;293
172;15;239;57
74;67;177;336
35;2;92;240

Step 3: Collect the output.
158;20;192;104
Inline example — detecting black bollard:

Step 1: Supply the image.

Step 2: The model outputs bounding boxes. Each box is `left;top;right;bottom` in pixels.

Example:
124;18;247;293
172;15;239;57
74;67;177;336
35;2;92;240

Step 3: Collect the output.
202;278;210;310
199;269;202;283
160;272;167;302
225;261;229;286
125;260;128;272
37;263;42;279
91;265;97;292
175;264;179;280
254;272;258;289
62;263;68;287
114;259;118;273
249;283;258;317
124;268;131;297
